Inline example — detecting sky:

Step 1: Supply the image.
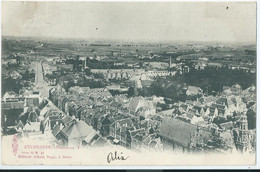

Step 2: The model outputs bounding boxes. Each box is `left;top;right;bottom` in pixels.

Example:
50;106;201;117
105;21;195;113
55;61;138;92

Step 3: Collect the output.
2;2;256;43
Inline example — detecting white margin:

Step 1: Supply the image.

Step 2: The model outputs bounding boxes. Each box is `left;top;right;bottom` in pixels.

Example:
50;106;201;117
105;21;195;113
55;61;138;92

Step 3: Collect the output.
0;0;259;170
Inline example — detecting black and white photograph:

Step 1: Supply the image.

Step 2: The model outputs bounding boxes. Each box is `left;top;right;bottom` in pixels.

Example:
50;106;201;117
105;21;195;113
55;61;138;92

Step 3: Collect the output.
0;1;257;167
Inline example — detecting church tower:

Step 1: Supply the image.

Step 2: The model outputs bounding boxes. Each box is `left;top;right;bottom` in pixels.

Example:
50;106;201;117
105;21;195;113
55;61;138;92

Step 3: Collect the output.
236;113;249;152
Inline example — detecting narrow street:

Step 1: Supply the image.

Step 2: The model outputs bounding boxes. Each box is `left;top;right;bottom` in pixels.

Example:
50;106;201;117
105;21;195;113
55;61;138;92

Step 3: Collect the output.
35;61;52;98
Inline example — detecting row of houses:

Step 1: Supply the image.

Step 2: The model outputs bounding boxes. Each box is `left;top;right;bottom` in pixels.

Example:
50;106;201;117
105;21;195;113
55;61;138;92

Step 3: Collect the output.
91;68;179;81
156;84;256;152
48;86;165;151
5;79;256;154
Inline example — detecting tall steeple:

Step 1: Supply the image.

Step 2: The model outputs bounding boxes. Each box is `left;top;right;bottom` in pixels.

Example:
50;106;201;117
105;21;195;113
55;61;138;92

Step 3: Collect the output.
236;113;249;152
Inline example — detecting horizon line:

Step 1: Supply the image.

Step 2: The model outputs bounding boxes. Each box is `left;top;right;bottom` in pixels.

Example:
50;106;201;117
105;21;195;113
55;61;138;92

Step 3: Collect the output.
2;35;256;45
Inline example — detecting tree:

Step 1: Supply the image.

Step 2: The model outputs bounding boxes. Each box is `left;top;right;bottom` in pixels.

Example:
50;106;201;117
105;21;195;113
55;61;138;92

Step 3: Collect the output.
16;55;21;65
127;87;135;97
62;80;75;92
2;76;23;95
246;108;256;129
93;73;104;79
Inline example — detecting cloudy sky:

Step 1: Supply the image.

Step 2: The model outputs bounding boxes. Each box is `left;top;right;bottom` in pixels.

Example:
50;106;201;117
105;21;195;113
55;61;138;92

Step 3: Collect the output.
2;2;256;43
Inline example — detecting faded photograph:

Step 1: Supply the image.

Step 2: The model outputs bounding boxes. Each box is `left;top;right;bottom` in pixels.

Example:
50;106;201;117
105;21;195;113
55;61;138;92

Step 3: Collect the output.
1;1;256;166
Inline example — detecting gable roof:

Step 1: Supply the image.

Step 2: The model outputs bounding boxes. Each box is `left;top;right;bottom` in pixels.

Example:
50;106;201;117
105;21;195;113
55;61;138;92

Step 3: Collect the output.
38;99;48;110
101;91;112;98
128;97;143;112
16;120;25;129
140;120;149;128
83;130;98;144
40;105;49;117
94;113;104;120
113;118;133;127
215;97;234;107
61;116;73;125
91;136;108;147
130;128;146;138
159;118;196;148
133;130;147;141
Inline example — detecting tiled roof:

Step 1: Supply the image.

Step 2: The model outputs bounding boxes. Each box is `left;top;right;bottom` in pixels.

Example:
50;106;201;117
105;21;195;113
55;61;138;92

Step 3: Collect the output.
52;124;61;137
133;132;147;142
49;115;60;121
184;112;195;119
209;107;216;113
91;136;108;147
38;99;48;110
188;109;198;114
83;130;98;144
110;100;121;108
60;120;95;139
158;108;175;116
180;104;188;111
115;118;133;127
219;131;233;140
140;120;149;128
61;116;73;125
211;103;226;109
94;113;104;120
193;105;202;112
91;88;105;92
215;97;233;107
40;106;49;116
154;115;164;121
130;128;146;138
128;97;143;112
220;121;233;130
159;118;196;148
101;91;112;98
218;108;225;115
